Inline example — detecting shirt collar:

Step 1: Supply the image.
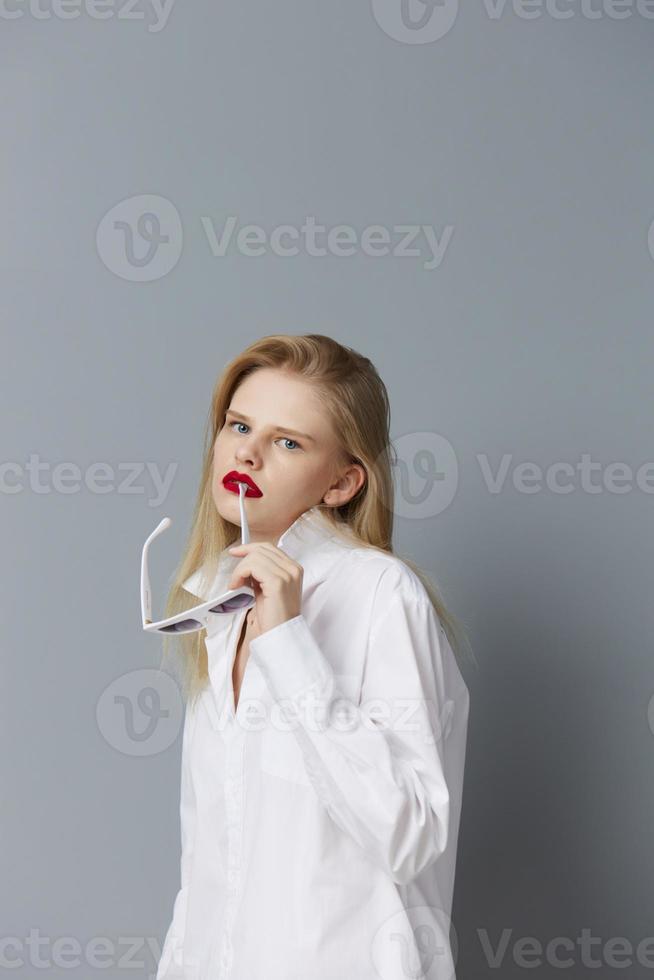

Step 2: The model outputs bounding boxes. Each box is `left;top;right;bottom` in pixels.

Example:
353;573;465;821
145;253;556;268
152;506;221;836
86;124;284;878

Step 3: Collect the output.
181;504;347;600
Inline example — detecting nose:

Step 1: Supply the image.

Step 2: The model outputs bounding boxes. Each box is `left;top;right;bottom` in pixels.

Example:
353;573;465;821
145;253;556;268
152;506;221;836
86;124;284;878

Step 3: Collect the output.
234;437;261;467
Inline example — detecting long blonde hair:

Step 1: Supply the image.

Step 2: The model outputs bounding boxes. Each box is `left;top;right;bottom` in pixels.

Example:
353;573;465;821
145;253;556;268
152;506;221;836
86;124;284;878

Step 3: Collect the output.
161;333;476;707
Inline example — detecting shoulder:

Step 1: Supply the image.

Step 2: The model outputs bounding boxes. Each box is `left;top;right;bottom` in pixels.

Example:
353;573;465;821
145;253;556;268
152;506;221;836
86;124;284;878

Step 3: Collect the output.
339;544;432;608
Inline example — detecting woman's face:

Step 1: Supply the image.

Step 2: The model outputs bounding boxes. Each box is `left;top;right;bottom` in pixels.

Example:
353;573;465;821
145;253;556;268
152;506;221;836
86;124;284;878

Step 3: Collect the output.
211;367;364;542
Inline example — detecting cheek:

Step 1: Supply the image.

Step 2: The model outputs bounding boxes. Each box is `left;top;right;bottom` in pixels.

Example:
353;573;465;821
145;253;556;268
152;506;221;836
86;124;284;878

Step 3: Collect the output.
211;439;226;478
213;431;227;457
282;462;320;494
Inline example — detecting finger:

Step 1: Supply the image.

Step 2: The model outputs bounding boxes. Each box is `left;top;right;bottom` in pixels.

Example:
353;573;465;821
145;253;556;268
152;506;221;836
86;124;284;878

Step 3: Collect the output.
227;551;299;590
226;553;269;589
228;543;300;579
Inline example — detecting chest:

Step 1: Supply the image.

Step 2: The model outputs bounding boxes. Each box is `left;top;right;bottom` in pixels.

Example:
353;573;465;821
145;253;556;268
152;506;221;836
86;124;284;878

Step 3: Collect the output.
231;614;255;710
207;572;376;719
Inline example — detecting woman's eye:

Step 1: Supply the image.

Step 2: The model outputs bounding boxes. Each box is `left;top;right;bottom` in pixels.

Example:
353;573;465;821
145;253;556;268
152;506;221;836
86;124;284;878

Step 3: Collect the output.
228;421;301;451
277;437;301;452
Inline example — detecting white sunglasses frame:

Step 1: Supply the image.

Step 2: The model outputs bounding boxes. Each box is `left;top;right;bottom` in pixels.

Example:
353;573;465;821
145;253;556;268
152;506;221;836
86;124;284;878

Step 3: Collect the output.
141;481;255;635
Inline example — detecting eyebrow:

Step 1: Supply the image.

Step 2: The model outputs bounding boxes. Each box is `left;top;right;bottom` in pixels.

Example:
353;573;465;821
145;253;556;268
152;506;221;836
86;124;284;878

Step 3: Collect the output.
225;410;317;444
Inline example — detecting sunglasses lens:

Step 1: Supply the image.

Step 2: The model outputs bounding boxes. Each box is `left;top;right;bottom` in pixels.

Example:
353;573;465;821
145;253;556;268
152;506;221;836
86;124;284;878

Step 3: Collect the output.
209;593;253;614
159;618;202;633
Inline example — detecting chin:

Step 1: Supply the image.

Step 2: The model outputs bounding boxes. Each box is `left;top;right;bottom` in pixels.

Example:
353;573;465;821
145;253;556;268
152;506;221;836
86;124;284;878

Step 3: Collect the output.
212;494;234;522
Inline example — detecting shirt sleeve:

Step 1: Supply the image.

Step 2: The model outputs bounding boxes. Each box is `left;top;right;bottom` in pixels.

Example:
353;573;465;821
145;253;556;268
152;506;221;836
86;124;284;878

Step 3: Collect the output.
248;566;470;887
156;700;197;980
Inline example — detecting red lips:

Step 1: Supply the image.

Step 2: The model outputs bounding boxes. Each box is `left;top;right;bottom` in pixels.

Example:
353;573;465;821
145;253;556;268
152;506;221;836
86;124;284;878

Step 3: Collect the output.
222;470;263;497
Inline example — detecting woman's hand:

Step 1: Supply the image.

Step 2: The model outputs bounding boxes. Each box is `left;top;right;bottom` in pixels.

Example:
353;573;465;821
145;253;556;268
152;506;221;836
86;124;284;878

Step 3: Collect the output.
226;542;304;636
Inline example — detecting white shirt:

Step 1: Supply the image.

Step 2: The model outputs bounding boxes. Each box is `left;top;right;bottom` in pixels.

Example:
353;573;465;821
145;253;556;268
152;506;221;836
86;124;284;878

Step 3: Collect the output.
156;504;470;980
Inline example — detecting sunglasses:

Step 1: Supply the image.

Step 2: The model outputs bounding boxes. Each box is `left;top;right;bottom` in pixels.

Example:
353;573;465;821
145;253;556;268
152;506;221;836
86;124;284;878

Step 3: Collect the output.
141;481;255;635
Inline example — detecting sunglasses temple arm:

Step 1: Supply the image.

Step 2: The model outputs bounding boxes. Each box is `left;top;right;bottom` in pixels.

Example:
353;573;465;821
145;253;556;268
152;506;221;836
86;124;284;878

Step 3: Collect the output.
141;541;153;625
140;517;172;627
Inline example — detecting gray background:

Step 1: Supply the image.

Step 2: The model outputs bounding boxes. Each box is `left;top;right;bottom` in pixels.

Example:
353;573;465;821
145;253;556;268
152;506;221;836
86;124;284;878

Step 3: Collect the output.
2;2;653;978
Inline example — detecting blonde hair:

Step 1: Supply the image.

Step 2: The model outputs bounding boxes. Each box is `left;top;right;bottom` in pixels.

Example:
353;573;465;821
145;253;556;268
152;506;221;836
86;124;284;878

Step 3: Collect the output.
160;333;476;708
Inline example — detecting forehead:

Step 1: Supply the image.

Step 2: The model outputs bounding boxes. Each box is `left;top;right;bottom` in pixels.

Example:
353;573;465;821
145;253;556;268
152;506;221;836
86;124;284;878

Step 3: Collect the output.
228;369;333;437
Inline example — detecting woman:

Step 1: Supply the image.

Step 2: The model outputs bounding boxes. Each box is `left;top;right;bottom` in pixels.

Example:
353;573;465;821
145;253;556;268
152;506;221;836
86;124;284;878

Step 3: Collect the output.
155;333;472;980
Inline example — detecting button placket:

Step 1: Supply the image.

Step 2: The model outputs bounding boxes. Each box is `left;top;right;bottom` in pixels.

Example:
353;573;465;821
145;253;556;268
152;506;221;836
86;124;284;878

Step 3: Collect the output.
214;724;246;980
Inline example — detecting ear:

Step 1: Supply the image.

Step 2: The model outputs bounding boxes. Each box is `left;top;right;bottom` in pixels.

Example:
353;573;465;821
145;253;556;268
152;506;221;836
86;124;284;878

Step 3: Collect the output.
323;462;367;507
